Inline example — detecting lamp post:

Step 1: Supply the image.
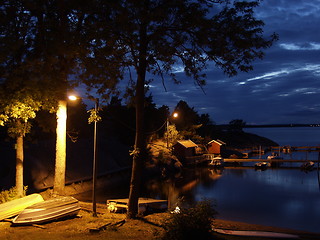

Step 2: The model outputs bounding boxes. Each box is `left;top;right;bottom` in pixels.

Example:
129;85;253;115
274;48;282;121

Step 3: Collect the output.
92;97;99;217
68;95;99;217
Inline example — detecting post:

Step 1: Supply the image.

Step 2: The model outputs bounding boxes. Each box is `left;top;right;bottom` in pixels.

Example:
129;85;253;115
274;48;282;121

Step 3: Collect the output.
166;118;169;148
92;98;99;217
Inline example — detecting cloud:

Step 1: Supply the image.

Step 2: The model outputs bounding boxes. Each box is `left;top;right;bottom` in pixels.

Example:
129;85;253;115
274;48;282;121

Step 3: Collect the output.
279;42;320;51
148;1;320;125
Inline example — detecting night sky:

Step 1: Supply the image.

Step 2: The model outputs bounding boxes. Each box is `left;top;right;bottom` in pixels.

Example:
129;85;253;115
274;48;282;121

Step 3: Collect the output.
149;0;320;125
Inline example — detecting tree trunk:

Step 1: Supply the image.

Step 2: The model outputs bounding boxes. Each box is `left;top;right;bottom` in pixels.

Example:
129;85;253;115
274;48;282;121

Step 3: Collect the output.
54;100;67;195
16;135;24;197
127;73;146;219
127;14;148;218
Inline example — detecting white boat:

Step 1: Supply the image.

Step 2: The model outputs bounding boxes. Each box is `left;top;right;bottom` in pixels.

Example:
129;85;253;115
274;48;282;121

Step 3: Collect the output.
0;194;44;221
12;196;81;225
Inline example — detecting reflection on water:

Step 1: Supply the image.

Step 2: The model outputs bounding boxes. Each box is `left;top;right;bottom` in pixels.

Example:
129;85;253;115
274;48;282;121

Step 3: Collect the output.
143;166;320;233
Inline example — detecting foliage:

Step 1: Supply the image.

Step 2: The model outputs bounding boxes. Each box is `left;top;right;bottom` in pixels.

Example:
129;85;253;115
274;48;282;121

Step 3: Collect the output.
0;0;278;218
228;119;246;132
87;108;102;124
0;186;28;204
164;125;182;148
160;200;217;240
0;96;41;137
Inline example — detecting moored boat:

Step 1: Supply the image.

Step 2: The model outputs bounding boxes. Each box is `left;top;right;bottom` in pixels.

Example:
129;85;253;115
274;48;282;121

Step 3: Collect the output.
12;196;81;225
300;161;315;171
254;161;271;170
208;157;224;168
0;194;44;221
267;155;283;160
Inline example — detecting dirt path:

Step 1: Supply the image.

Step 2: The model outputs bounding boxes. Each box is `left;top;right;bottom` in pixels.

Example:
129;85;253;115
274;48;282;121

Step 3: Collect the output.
1;202;319;240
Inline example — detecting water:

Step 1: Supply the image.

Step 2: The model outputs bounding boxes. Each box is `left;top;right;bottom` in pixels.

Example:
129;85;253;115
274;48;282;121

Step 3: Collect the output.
89;127;320;233
143;127;320;234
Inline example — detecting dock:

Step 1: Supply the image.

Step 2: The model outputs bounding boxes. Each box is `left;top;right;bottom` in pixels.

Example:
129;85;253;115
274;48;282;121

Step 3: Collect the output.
106;198;168;214
224;158;320;163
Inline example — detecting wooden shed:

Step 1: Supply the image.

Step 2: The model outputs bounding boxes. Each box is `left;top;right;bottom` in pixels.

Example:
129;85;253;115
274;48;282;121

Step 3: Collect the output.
207;139;226;155
173;140;198;159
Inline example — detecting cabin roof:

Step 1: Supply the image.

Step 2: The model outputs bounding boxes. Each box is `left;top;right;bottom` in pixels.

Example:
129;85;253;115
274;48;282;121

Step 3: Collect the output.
176;140;198;148
208;139;226;146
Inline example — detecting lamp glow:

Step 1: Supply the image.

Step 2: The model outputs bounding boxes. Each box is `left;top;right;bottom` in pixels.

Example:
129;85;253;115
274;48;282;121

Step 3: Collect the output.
68;95;77;101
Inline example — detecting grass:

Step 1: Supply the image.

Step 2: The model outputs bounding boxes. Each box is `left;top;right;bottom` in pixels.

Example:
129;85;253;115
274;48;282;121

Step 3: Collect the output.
0;186;28;204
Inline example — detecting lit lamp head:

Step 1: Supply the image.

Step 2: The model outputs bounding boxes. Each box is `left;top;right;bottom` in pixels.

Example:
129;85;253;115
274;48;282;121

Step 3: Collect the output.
173;112;178;118
68;95;78;101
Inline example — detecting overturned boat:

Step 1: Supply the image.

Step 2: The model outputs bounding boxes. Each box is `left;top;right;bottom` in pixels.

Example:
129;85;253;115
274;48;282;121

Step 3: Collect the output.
12;196;81;225
0;194;44;221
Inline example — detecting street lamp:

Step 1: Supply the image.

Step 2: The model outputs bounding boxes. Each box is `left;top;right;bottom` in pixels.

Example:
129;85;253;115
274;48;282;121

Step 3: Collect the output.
68;95;100;217
166;112;178;148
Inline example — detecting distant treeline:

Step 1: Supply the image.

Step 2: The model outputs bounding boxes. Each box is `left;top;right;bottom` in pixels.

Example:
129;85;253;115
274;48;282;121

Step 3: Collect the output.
242;124;320;128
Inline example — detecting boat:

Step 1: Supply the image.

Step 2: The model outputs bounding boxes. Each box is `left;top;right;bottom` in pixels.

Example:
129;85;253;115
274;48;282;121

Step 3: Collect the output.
300;161;315;171
213;228;299;239
12;196;81;225
267;152;283;167
0;194;44;221
208;157;224;168
267;154;283;160
254;161;271;170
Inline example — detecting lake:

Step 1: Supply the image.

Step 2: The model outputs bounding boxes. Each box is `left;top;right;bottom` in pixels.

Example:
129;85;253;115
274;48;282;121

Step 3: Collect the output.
88;127;320;233
144;127;320;234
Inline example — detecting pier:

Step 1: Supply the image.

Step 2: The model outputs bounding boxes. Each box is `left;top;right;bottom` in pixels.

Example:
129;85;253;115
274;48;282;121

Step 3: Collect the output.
271;145;320;152
224;158;320;163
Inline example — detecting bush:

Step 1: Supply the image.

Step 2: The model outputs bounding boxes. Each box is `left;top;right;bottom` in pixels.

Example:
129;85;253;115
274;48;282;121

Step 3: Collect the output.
0;186;28;204
160;200;217;240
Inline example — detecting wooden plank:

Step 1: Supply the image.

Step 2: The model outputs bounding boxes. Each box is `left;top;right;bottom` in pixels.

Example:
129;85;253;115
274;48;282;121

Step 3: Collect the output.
107;198;168;213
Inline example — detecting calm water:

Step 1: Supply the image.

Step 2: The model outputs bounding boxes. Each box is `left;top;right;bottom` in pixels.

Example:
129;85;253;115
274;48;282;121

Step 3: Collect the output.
89;127;320;233
144;127;320;234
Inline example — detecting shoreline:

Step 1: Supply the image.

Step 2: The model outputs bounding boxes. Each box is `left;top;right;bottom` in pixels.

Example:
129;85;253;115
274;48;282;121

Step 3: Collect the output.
213;218;320;239
1;204;320;240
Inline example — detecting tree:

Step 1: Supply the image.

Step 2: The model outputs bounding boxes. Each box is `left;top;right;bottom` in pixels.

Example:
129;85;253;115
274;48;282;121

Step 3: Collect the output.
85;0;277;218
0;0;92;195
0;94;41;197
228;119;246;132
164;124;181;149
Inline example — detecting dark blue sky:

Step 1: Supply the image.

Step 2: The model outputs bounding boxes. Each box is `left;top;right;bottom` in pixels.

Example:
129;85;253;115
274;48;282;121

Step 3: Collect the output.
149;0;320;125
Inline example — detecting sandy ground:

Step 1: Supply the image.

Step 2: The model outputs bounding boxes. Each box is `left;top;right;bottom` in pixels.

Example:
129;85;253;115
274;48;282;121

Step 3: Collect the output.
1;201;319;240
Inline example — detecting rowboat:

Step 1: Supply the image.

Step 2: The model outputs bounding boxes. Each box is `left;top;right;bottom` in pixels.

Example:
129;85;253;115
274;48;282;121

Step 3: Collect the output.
12;196;81;225
0;194;44;221
213;228;299;239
